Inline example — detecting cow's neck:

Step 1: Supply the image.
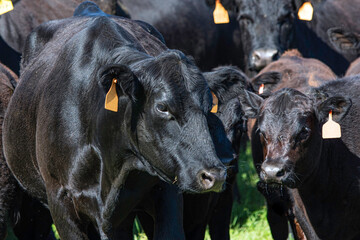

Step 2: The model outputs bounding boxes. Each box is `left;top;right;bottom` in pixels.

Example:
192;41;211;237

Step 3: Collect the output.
297;137;360;238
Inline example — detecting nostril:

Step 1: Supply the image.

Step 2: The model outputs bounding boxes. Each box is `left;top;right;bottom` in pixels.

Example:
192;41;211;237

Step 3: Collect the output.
199;170;215;190
201;172;214;182
276;168;285;177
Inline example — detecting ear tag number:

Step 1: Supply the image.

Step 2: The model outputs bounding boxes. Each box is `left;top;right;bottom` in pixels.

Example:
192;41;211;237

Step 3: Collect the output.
105;78;118;112
211;91;218;113
213;0;229;24
298;2;313;21
259;84;264;94
0;0;14;15
322;110;341;139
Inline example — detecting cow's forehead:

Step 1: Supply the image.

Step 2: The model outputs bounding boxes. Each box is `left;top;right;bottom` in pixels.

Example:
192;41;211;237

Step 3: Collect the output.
258;89;313;133
238;0;293;16
136;52;212;111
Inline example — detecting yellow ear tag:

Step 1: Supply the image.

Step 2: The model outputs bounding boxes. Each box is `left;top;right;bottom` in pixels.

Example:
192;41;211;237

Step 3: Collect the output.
213;0;230;24
211;91;219;113
322;110;341;139
259;84;265;95
298;2;313;21
105;78;118;112
0;0;14;15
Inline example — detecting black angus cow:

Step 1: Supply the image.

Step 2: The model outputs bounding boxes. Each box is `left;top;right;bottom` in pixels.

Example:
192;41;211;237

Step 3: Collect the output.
245;77;360;240
205;0;350;75
2;3;236;239
122;66;260;240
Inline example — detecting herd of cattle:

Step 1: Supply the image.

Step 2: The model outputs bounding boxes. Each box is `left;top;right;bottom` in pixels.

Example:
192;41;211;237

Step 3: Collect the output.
1;0;360;240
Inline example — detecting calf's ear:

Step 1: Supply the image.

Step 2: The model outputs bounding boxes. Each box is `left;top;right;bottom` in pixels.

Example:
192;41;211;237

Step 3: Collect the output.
315;96;352;123
238;90;264;118
327;27;360;54
251;71;282;97
98;64;141;102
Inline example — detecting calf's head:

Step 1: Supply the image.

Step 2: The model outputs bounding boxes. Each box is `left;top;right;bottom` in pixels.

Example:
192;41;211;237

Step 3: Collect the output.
98;50;232;193
249;88;351;188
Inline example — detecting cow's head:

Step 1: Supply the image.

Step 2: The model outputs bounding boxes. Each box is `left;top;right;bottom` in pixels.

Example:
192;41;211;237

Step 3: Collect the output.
98;50;233;193
246;88;351;188
204;66;262;155
207;0;300;73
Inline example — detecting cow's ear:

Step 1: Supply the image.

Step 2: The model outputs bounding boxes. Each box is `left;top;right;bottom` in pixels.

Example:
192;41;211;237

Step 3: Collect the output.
98;64;141;102
315;96;352;123
327;27;360;54
238;90;264;118
251;71;282;97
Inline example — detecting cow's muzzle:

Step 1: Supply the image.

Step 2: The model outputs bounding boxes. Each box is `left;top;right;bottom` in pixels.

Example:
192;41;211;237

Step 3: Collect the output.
197;167;227;192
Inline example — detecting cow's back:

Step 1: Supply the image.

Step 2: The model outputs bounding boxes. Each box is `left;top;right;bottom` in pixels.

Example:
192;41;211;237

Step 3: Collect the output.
0;0;116;53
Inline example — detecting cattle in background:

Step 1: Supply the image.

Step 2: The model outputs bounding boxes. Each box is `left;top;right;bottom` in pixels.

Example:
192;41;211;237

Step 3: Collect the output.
0;0;117;74
327;27;360;76
249;49;336;240
205;0;350;75
328;27;360;60
0;0;244;75
116;0;244;71
2;2;235;239
0;0;115;53
205;0;296;75
245;77;360;239
0;63;56;240
305;0;360;63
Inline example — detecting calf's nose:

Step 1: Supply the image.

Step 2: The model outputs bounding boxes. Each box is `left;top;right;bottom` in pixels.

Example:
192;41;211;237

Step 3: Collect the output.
250;48;279;71
198;167;227;192
260;163;285;183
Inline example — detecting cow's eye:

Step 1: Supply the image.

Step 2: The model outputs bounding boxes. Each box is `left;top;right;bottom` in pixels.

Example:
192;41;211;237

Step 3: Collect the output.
156;103;168;113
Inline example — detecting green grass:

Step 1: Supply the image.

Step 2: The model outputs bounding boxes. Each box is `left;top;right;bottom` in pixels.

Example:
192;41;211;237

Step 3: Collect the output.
7;143;275;240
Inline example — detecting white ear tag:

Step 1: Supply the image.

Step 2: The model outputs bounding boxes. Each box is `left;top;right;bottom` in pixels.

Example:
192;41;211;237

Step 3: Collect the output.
322;110;341;139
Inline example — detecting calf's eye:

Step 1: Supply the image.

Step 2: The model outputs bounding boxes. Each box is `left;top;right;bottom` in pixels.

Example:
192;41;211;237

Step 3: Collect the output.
298;127;310;140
